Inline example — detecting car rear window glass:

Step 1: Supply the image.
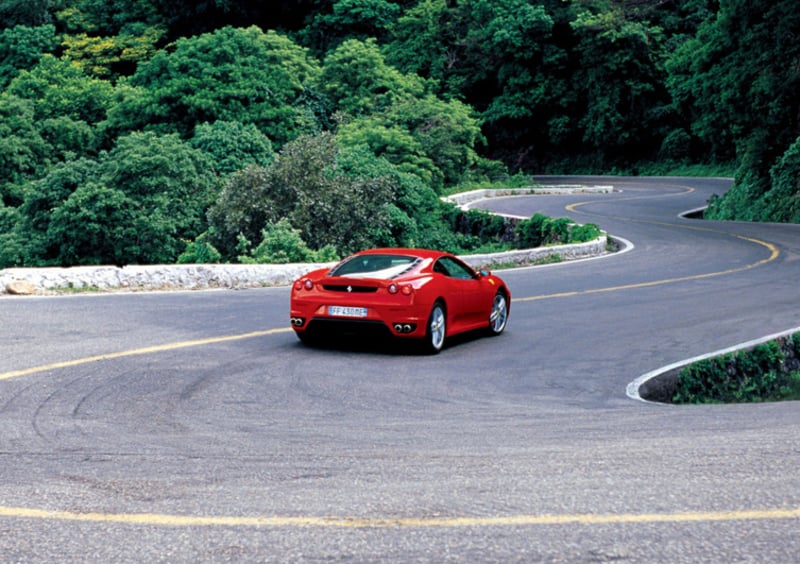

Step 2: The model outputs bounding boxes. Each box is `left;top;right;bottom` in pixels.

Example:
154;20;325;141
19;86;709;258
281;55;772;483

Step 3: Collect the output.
330;255;420;279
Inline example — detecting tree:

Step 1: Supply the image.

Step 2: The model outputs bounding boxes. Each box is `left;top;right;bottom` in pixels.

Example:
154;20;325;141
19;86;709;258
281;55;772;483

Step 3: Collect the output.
387;0;572;169
569;4;671;164
17;132;218;265
0;0;53;28
299;0;402;57
60;25;166;79
0;24;58;88
240;218;335;264
190;120;274;176
208;132;399;259
385;95;482;187
679;0;800;221
0;95;49;202
47;182;139;266
759;137;800;223
107;26;322;144
207;165;283;259
5;54;115;125
320;37;428;116
336;118;438;189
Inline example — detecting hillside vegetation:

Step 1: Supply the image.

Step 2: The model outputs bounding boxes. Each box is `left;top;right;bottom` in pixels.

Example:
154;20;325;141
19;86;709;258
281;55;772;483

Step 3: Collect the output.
0;0;797;267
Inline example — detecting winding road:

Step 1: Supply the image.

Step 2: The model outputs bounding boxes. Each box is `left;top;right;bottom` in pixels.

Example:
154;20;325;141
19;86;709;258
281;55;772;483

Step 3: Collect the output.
1;176;799;562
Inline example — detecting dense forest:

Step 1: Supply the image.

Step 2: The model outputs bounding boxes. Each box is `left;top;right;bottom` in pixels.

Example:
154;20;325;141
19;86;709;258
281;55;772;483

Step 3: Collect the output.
0;0;797;267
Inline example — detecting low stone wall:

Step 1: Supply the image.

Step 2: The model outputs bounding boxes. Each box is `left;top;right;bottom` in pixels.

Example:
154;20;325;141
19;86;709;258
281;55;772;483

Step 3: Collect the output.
443;185;614;210
458;235;608;268
0;235;608;295
0;263;336;295
1;184;614;295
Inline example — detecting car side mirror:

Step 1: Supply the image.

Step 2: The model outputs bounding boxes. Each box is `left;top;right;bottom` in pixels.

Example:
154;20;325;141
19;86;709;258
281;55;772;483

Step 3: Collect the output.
479;268;491;277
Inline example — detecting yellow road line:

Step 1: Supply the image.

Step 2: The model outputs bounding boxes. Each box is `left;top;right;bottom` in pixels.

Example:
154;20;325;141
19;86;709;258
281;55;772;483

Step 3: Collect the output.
0;328;292;381
515;235;779;303
0;234;780;378
0;504;798;528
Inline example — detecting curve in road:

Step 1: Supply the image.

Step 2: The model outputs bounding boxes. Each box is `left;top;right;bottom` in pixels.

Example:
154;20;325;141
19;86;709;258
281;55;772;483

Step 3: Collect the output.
1;176;799;562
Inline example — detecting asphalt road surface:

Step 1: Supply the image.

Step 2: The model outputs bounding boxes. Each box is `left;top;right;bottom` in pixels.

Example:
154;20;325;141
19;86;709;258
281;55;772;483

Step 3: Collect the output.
1;176;799;562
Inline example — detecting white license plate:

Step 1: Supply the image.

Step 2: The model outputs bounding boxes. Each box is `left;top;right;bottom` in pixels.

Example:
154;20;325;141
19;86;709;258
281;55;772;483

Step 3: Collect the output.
328;305;368;318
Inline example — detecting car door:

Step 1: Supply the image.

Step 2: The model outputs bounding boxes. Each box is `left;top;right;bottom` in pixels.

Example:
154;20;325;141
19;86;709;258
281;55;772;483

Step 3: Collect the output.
433;256;488;330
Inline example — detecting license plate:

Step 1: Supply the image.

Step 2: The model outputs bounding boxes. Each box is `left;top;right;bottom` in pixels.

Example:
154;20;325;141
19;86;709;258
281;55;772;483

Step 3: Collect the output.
328;305;368;318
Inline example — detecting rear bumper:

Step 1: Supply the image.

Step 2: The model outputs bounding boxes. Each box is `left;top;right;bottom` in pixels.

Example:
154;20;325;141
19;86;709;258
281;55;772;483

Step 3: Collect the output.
290;301;428;339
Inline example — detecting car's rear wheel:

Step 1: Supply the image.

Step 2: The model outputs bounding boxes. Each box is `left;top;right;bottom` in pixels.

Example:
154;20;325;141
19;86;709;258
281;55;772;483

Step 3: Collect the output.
296;331;320;347
488;291;509;335
423;301;446;354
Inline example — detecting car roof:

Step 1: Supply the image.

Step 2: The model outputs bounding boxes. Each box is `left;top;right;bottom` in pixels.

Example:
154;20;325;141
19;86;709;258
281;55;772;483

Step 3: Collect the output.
353;248;451;260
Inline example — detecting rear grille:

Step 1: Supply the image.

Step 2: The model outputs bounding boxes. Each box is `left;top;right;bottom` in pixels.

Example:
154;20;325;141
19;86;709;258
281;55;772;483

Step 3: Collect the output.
322;284;378;293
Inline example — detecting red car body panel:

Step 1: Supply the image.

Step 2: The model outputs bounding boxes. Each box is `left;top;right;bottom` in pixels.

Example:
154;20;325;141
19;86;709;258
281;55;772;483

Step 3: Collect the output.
290;248;510;344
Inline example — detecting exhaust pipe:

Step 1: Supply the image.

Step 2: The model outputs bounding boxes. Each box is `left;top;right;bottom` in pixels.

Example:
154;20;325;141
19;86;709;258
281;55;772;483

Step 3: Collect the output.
291;317;305;327
393;323;416;334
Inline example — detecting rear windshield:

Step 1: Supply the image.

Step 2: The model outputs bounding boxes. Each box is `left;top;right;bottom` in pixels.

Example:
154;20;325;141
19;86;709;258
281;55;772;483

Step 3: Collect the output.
329;254;421;279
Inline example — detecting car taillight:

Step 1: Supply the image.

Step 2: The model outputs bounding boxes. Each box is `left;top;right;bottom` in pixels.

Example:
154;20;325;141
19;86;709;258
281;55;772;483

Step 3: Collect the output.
304;279;314;290
294;279;314;291
388;283;412;296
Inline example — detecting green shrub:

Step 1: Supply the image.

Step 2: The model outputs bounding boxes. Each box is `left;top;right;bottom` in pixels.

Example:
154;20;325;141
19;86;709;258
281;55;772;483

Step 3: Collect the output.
515;213;548;248
674;337;800;404
177;232;222;264
542;217;572;245
569;223;601;243
239;218;338;264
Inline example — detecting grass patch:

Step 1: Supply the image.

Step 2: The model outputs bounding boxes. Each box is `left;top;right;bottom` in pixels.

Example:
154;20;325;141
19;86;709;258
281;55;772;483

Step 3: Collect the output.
53;282;103;294
673;333;800;404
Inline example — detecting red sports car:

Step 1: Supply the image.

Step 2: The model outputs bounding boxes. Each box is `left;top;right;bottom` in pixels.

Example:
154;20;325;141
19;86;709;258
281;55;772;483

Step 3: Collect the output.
290;248;510;353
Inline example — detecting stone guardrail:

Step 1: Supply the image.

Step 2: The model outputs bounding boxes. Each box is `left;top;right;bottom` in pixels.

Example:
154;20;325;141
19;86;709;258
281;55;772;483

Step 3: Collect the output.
1;185;614;296
443;185;614;211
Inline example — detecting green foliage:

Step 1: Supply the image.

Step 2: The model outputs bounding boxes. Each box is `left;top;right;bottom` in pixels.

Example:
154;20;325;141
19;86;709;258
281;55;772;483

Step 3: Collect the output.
13;132;218;266
0;24;58;88
515;213;548;248
239;218;337;264
3;0;799;269
207;165;282;259
5;54;115;124
670;0;800;221
60;25;166;79
757;136;800;223
56;0;163;36
569;223;602;243
208;133;397;260
107;26;321;143
190;121;274;176
0;0;53;28
569;4;671;164
384;96;483;188
514;214;596;247
177;231;222;264
0;203;25;266
0;95;49;196
300;0;401;57
321;37;427;117
46;181;139;266
674;335;800;404
336;118;438;189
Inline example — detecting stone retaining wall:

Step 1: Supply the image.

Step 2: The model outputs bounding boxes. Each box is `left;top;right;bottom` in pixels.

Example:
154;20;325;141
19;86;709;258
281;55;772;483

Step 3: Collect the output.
1;185;613;295
443;185;614;210
0;234;608;295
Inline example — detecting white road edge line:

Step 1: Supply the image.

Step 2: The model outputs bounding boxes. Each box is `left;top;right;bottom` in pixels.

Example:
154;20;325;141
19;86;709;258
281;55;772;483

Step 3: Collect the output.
627;326;800;403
